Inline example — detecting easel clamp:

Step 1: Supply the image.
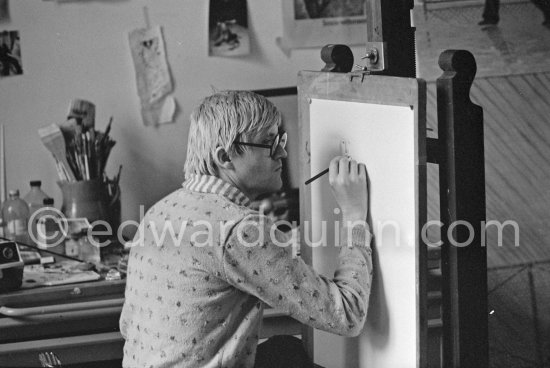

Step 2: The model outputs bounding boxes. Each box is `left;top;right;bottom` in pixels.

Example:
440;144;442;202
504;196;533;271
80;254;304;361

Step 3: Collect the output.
349;42;387;82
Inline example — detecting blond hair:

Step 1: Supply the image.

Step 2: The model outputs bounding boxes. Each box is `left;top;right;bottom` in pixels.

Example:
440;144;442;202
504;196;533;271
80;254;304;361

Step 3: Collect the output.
184;90;282;177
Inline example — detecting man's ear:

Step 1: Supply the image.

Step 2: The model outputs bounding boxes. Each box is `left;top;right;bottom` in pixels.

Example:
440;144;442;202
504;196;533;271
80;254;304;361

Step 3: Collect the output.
214;147;234;170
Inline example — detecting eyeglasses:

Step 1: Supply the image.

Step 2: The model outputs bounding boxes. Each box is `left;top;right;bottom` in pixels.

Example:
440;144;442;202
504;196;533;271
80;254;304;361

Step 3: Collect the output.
233;131;287;159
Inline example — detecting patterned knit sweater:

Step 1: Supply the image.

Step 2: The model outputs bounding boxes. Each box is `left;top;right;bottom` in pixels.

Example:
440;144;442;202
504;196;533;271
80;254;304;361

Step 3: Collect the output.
119;174;372;368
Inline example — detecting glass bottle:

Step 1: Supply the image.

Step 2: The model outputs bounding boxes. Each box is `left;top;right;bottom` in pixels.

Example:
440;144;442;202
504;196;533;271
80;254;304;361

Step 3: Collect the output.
36;197;65;261
24;180;50;246
23;180;50;216
2;189;31;247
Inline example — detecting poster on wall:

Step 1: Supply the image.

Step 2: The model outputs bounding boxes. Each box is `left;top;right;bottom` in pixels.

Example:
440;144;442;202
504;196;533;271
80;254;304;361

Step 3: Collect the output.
0;0;9;21
208;0;250;57
129;25;176;126
278;0;367;52
0;30;23;78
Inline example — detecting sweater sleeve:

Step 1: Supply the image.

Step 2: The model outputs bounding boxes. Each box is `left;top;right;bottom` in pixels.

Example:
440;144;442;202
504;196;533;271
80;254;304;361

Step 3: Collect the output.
222;213;373;337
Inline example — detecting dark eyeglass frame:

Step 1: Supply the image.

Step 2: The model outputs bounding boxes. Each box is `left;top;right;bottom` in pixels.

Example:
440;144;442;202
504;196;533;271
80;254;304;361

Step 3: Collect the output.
233;131;287;159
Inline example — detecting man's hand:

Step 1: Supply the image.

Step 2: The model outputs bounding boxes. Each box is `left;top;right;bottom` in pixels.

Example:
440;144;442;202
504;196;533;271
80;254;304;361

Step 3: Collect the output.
328;156;368;222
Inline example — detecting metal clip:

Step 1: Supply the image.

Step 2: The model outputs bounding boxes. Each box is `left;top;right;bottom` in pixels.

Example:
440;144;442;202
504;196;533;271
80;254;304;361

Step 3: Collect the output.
353;64;369;72
349;64;371;82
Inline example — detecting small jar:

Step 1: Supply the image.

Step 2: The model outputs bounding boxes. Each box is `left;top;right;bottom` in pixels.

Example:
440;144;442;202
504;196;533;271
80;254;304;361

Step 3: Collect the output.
65;236;80;258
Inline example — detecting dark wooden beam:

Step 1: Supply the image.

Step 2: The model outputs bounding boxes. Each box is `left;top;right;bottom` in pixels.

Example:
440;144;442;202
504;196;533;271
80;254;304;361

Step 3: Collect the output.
365;0;416;77
252;87;297;97
437;49;488;368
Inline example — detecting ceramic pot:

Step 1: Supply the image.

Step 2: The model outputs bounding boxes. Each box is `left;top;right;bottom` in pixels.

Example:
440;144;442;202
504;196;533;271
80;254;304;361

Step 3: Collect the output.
57;180;120;233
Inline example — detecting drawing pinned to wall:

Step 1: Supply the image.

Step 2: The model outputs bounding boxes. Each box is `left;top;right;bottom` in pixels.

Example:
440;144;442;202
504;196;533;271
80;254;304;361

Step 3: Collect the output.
0;0;9;21
208;0;250;57
0;30;22;78
277;0;367;54
128;25;176;126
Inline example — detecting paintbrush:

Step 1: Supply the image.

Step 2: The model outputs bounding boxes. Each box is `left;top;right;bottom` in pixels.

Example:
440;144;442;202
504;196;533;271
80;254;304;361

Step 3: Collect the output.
305;168;329;185
306;141;351;185
38;124;77;182
99;117;112;149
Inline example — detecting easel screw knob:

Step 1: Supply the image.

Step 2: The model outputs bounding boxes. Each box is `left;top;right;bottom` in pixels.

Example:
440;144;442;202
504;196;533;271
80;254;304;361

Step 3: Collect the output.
361;48;379;64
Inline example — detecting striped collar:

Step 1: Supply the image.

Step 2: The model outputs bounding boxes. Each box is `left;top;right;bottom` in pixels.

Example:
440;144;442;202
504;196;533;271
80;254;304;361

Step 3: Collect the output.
182;174;251;207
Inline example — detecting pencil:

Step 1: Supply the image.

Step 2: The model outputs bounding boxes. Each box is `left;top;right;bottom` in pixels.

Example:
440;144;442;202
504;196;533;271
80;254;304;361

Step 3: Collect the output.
305;168;329;185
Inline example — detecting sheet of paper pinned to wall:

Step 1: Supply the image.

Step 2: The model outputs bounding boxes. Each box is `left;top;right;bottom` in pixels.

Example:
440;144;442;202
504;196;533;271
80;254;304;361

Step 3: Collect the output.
0;0;9;21
0;30;23;78
277;0;367;54
129;25;176;126
208;0;250;57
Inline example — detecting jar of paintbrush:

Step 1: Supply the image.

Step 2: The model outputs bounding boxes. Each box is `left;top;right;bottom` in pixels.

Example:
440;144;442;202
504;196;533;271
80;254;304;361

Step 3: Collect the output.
38;99;121;256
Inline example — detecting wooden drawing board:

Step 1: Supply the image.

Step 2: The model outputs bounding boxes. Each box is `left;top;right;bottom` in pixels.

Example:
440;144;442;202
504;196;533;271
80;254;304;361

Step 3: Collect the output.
298;71;427;368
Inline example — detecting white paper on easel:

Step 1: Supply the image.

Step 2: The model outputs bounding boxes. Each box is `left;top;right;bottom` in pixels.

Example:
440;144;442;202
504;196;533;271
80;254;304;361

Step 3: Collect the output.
309;99;418;368
129;26;176;126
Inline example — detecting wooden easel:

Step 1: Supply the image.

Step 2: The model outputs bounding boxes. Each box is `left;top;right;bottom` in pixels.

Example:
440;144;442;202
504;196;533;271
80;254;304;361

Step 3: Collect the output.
305;0;488;366
298;71;427;368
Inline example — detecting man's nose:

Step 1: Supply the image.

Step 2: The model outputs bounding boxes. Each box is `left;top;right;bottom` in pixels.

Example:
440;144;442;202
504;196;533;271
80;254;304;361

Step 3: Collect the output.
274;145;287;159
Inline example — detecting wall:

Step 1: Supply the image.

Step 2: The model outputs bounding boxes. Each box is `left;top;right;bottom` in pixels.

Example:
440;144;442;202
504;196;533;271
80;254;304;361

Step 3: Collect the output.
0;0;365;233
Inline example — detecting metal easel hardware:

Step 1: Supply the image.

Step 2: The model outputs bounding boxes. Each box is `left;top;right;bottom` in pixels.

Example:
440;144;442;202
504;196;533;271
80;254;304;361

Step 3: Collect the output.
348;42;387;82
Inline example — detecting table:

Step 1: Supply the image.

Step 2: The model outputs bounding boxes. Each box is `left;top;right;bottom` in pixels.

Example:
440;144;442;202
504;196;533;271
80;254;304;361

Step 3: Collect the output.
0;275;302;367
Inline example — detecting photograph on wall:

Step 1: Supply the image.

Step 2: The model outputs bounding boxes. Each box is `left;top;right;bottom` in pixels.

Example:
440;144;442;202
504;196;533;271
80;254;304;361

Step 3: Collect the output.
208;0;250;57
0;0;9;21
0;30;23;78
129;26;176;126
279;0;367;50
